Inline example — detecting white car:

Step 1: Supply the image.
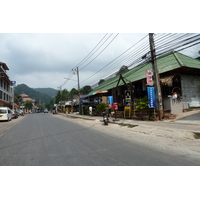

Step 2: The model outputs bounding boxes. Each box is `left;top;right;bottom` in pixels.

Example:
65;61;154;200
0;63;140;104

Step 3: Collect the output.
44;109;48;113
0;107;12;121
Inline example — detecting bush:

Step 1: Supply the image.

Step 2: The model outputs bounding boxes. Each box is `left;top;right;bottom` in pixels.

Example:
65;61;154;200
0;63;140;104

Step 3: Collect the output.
96;103;106;114
135;96;149;115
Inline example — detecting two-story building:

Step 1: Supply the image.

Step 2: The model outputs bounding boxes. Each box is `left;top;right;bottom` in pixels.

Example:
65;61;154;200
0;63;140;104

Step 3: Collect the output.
0;61;14;108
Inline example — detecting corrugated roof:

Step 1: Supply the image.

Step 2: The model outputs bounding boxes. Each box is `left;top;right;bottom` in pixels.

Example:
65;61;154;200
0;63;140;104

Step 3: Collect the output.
88;51;200;95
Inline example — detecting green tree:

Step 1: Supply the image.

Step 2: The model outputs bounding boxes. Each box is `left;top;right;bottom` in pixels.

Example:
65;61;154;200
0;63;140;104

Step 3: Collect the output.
98;79;105;85
45;100;54;110
55;90;61;104
80;85;92;95
38;104;45;110
116;65;129;76
14;94;23;106
70;88;78;99
62;89;70;101
24;100;33;110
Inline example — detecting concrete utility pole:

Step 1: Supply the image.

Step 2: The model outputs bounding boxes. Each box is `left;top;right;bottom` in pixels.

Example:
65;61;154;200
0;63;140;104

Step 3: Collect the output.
12;85;14;110
76;67;81;114
149;33;164;120
57;85;62;110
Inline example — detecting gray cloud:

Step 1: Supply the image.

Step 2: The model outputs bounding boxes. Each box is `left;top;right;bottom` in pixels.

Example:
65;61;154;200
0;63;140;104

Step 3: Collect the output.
1;33;149;89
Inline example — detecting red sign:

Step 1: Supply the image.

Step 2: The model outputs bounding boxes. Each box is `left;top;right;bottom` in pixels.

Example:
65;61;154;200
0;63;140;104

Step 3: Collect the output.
145;70;153;86
113;103;118;110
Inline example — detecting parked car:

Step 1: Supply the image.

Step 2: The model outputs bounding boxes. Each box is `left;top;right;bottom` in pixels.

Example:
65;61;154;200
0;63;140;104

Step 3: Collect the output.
44;109;48;113
11;110;19;119
0;107;12;121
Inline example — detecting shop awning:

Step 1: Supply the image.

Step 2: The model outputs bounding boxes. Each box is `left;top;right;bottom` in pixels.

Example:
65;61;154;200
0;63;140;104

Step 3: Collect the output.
93;90;108;95
80;95;92;99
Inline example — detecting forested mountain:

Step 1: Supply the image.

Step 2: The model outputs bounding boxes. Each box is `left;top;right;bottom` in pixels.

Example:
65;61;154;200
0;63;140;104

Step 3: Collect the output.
14;84;55;104
34;88;57;98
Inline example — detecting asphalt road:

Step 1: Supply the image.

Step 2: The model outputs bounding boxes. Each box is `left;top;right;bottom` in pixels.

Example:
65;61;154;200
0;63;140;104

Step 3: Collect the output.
0;113;199;166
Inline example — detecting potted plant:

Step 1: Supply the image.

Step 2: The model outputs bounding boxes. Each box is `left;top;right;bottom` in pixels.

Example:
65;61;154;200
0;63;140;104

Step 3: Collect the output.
135;96;150;120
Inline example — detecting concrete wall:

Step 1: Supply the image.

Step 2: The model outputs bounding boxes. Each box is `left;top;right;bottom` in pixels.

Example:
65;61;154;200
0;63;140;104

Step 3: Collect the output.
163;96;183;115
181;74;200;108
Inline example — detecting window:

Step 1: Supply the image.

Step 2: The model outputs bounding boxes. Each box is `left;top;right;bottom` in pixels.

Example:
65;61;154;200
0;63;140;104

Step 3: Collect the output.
0;109;7;114
0;79;3;87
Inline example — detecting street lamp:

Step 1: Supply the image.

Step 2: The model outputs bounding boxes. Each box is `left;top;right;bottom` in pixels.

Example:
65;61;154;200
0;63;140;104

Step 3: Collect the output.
64;77;77;82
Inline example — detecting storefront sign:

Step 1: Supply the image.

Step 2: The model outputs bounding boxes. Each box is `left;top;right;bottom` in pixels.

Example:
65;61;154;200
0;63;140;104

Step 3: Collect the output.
147;87;156;108
145;70;153;86
108;96;114;108
125;90;131;106
113;103;118;110
11;81;16;86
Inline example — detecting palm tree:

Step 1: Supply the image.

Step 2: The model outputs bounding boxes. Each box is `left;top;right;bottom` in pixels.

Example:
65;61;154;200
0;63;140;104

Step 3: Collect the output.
14;94;23;106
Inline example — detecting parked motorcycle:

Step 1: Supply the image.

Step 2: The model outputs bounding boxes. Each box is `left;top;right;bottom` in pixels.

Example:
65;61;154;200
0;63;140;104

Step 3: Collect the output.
102;112;109;125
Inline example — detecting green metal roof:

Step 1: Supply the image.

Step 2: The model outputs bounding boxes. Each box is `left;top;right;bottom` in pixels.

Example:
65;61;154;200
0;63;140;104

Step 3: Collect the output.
88;51;200;95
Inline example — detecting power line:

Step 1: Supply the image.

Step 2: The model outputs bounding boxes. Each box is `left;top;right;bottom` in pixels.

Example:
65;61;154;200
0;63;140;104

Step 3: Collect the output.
79;34;149;86
79;33;119;71
73;33;109;69
70;33;200;91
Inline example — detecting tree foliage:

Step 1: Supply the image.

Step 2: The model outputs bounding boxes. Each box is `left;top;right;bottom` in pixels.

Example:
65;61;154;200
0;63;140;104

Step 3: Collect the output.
15;84;54;104
54;85;92;103
116;65;129;76
96;102;106;114
24;100;33;110
14;94;23;105
70;88;78;98
98;79;105;85
80;85;92;95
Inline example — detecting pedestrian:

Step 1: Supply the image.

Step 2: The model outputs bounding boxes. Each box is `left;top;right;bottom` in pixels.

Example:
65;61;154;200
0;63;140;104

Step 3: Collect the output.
89;105;92;116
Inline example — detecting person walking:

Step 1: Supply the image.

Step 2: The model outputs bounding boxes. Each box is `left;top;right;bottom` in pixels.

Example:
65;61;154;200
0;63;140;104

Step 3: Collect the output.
89;106;92;116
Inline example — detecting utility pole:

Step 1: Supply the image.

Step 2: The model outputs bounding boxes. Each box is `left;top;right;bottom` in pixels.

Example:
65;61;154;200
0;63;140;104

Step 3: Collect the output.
149;33;163;120
57;86;62;111
76;67;81;114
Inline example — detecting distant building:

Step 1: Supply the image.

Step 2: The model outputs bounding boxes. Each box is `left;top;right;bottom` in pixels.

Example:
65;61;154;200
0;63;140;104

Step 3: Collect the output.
20;93;37;112
0;62;14;108
20;93;36;104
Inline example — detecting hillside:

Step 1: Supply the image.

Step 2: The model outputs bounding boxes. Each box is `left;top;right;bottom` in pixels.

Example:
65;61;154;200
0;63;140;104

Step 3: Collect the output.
15;84;55;104
34;88;57;98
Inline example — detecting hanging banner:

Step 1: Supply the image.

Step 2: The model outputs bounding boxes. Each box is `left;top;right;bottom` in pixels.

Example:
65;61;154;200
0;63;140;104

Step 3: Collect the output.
108;96;114;108
147;87;156;108
145;70;153;86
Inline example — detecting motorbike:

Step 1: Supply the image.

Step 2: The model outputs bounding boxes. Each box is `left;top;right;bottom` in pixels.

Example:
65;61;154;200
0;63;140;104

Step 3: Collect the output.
102;112;109;125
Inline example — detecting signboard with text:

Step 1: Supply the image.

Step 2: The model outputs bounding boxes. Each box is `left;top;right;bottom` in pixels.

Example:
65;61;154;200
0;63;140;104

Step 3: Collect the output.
147;87;156;108
145;70;153;86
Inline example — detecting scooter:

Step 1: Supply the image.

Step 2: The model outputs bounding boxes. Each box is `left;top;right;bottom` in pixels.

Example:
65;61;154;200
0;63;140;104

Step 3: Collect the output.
102;112;109;125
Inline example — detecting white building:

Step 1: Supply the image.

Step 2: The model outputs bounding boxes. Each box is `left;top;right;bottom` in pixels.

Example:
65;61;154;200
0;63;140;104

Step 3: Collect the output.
0;62;14;108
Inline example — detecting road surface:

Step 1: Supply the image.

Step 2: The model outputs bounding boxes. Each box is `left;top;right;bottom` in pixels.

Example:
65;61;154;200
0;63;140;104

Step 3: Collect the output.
0;113;199;166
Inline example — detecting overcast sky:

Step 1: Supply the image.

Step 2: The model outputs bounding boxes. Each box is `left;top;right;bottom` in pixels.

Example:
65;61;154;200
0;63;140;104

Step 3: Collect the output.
1;33;199;91
1;0;199;198
1;1;198;93
0;33;149;90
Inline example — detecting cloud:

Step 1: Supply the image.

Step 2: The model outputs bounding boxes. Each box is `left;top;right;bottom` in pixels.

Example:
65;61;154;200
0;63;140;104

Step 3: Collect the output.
1;33;149;90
